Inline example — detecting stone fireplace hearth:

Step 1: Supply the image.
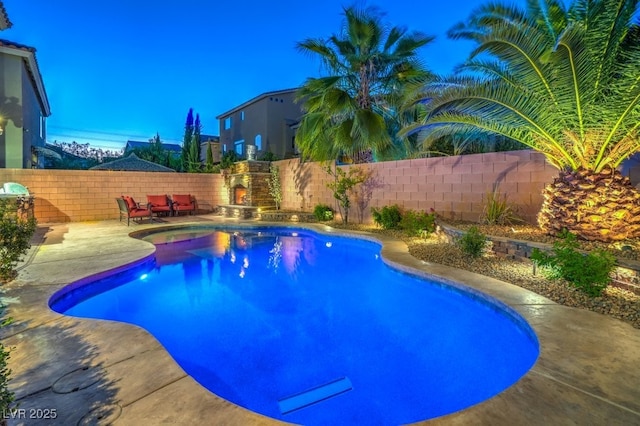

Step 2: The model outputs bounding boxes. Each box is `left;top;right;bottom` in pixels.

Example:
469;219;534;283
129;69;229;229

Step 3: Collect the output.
219;160;275;218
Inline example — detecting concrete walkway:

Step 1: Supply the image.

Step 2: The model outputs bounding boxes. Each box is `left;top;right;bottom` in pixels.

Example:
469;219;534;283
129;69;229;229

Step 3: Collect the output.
2;216;639;425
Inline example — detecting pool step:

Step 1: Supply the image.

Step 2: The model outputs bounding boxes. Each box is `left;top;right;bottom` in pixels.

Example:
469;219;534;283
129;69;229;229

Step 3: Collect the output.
278;377;352;415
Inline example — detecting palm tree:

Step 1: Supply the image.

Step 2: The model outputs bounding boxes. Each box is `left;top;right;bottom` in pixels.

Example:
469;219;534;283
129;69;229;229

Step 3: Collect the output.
295;5;434;163
409;0;640;242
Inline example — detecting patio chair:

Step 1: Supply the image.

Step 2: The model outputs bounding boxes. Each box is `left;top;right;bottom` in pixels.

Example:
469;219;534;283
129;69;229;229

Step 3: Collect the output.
117;196;152;226
172;194;196;216
147;194;173;217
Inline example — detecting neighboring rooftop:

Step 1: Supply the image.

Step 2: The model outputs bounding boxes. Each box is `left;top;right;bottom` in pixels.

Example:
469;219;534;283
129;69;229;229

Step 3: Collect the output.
90;153;175;172
215;88;299;119
200;134;219;142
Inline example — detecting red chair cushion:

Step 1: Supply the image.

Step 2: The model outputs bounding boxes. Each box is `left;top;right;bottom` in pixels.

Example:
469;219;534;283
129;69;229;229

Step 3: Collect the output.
129;208;150;218
123;196;137;210
172;194;192;206
147;195;169;207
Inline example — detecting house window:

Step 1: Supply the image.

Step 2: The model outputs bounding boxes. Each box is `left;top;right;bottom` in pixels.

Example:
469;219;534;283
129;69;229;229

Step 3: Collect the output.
240;111;245;121
224;117;232;130
222;144;227;152
255;134;262;151
39;115;45;138
234;139;244;156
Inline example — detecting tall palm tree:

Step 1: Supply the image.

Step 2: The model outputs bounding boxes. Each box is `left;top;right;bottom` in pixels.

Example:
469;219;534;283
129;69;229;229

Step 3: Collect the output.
295;5;434;163
409;0;640;242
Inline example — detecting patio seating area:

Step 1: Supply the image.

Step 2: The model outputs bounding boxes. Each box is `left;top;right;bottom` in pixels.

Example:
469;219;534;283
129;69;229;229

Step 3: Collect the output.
116;197;152;226
2;215;639;424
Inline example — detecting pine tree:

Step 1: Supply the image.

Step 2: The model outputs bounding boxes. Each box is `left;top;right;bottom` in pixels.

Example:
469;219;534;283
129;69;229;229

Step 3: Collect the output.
188;114;202;172
181;108;194;172
205;142;215;172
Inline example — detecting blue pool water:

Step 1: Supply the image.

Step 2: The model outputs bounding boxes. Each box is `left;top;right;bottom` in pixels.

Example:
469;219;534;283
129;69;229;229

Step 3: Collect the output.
50;227;539;425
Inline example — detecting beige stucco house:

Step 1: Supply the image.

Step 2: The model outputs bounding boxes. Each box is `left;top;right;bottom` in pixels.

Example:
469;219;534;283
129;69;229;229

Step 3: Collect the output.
216;88;302;160
0;4;51;169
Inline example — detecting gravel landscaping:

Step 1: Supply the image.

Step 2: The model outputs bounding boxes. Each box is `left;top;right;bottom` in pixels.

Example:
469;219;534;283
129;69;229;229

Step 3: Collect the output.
332;222;640;330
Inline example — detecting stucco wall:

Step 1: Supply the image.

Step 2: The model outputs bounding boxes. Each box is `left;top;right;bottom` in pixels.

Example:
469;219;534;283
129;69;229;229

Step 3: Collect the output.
0;149;561;224
0;169;225;223
275;150;559;224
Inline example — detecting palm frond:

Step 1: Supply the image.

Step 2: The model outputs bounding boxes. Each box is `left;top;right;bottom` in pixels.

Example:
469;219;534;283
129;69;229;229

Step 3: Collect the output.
406;0;640;173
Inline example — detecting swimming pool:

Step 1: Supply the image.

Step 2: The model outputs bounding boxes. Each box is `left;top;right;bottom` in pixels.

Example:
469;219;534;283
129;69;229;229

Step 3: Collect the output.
50;226;539;425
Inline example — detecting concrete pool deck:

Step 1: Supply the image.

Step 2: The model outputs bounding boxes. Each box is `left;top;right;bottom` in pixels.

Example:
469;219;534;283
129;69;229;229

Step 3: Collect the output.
2;215;640;425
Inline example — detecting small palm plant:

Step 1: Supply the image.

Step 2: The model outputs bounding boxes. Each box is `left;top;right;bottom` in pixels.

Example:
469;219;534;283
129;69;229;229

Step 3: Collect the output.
408;0;640;242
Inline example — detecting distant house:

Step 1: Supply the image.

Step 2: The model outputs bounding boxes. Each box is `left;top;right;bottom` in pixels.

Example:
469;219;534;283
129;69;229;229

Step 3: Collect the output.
199;134;221;164
216;88;303;160
124;140;182;157
0;8;51;168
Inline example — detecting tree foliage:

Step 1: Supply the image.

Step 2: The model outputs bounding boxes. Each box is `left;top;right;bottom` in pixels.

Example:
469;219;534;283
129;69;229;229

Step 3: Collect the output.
0;198;37;282
125;133;181;170
267;164;283;210
409;0;640;173
181;110;204;173
47;141;122;169
204;142;216;173
295;5;434;162
324;164;367;224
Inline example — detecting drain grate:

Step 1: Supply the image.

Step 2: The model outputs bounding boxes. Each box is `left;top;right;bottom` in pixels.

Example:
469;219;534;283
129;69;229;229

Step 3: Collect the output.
278;377;352;415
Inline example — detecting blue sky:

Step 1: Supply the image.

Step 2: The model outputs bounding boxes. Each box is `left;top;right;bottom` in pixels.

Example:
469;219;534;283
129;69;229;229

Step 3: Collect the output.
4;0;523;151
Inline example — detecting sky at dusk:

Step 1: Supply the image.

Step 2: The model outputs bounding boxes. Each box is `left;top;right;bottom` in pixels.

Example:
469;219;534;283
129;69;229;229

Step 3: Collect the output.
3;0;523;151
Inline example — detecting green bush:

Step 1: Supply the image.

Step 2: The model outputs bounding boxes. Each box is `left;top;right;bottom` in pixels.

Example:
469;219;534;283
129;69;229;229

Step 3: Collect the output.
258;151;279;162
531;230;615;297
0;199;37;282
457;226;487;258
313;204;334;221
400;209;437;237
220;151;239;170
0;306;14;414
482;190;521;225
371;204;402;229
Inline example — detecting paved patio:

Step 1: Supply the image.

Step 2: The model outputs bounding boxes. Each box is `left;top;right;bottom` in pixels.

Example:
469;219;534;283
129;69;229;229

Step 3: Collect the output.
2;215;639;425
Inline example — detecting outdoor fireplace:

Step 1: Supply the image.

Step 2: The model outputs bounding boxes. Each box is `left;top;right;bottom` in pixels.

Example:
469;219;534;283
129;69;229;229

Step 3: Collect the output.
219;160;274;218
233;185;247;205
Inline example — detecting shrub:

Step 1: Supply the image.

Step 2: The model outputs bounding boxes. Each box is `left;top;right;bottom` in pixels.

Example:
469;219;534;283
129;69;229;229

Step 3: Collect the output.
371;204;402;229
351;168;383;224
482;190;521;225
0;306;13;414
0;199;37;282
324;165;365;224
258;151;279;162
220;151;239;170
313;204;334;221
531;230;615;297
267;164;282;210
400;209;437;237
457;226;487;258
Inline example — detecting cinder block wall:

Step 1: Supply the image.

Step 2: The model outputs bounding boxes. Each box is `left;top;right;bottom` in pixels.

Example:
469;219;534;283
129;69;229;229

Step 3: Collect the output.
275;150;558;224
0;169;225;223
0;149;559;224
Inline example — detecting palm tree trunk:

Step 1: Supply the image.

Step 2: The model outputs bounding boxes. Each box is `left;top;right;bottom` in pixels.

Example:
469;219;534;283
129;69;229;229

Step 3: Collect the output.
353;149;373;163
538;168;640;242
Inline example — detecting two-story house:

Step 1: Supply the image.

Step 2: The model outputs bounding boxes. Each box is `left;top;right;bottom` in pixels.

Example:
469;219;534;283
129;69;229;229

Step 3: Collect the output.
216;88;302;160
0;4;51;169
